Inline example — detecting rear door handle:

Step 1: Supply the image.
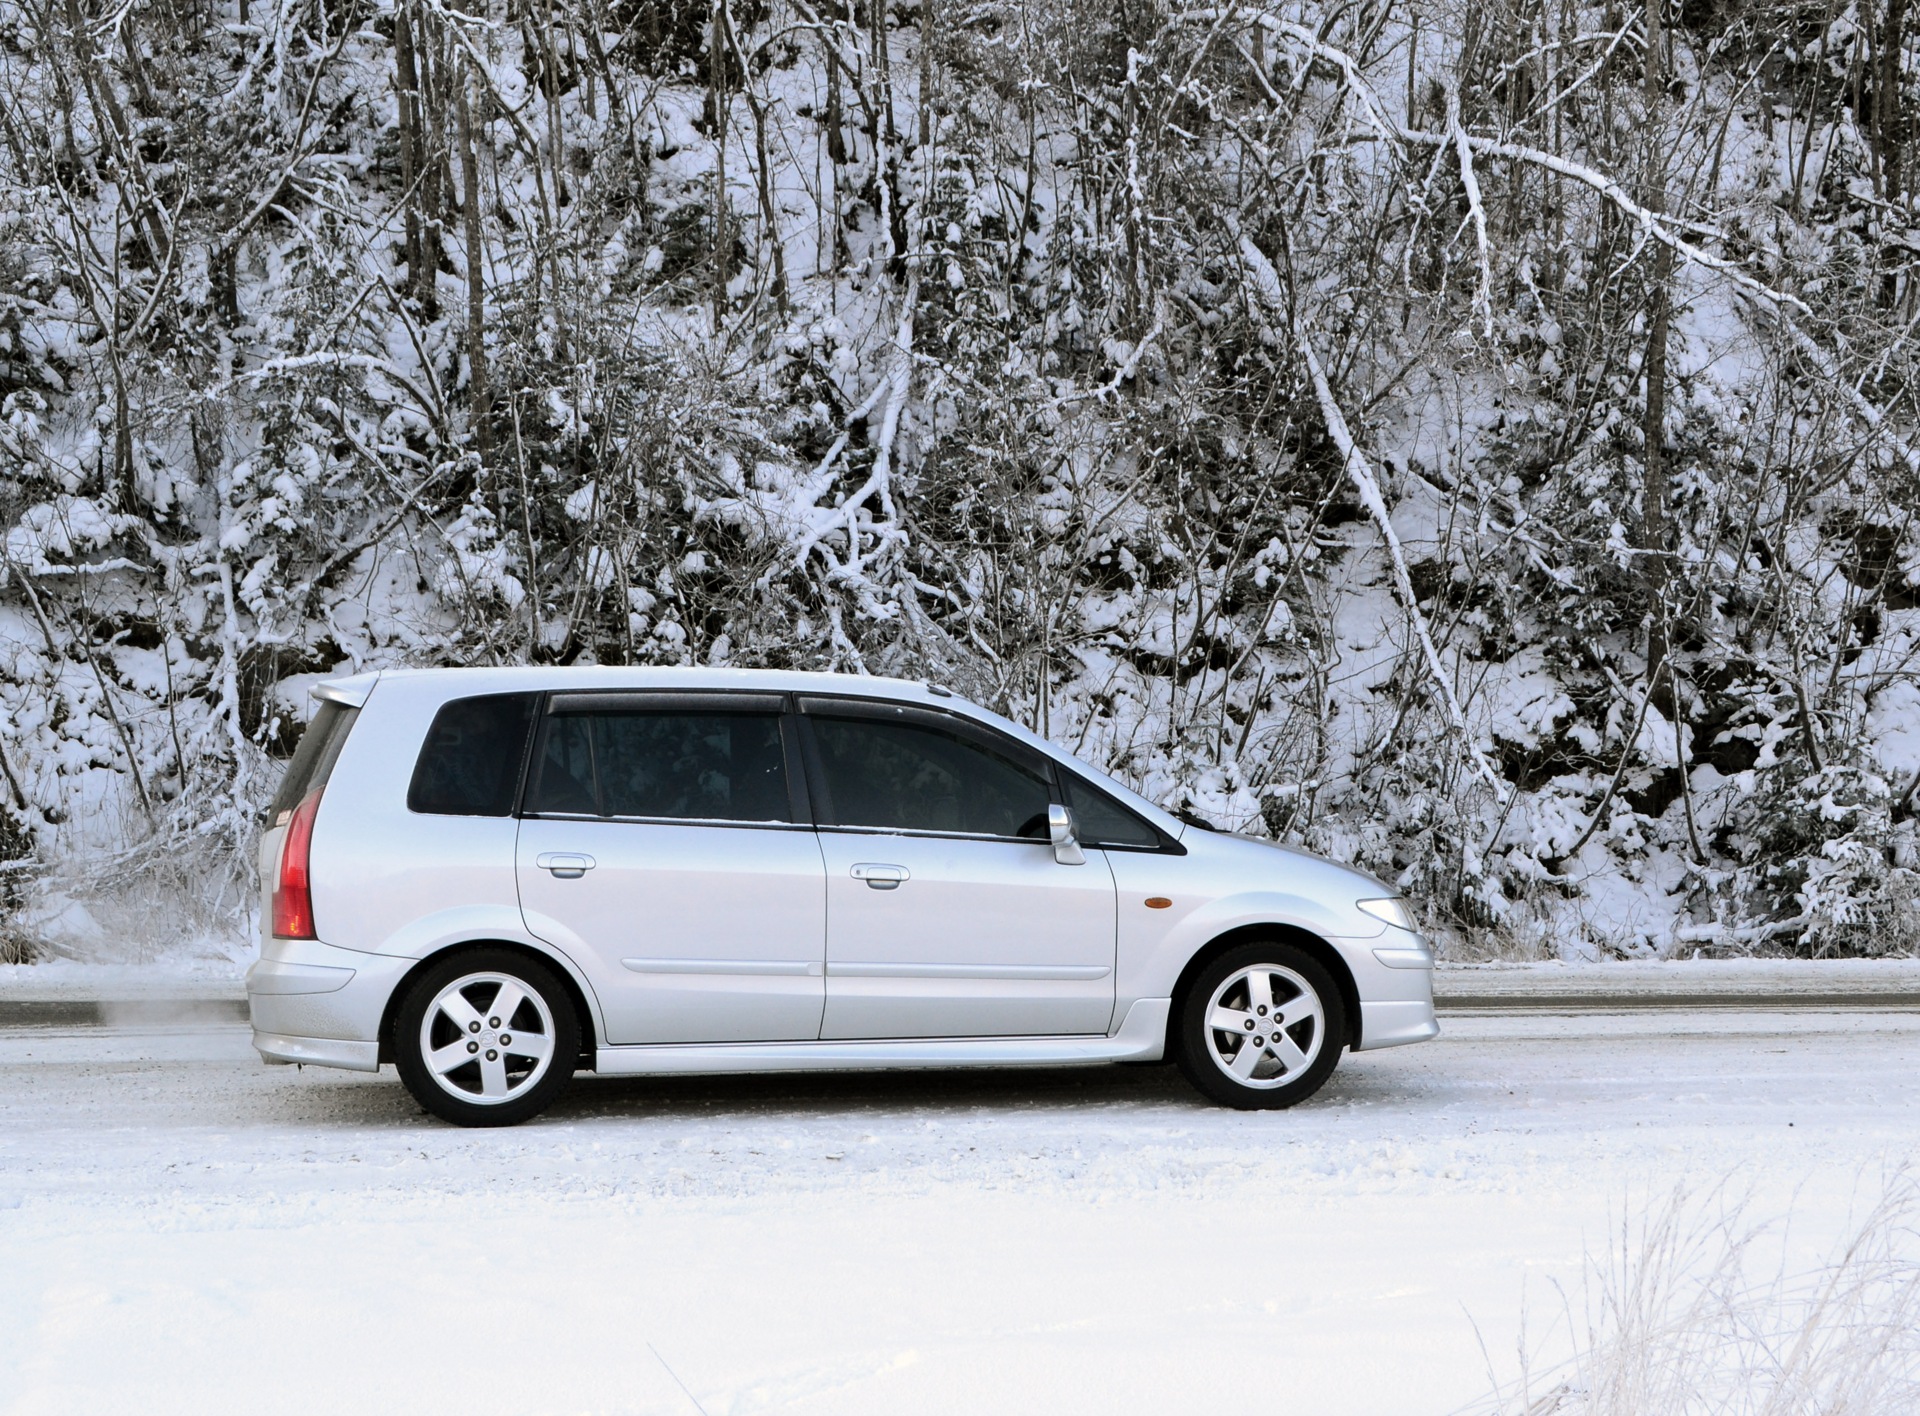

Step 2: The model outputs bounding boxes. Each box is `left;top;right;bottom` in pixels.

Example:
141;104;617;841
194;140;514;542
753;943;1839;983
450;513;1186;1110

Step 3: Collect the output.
536;852;596;879
850;862;909;890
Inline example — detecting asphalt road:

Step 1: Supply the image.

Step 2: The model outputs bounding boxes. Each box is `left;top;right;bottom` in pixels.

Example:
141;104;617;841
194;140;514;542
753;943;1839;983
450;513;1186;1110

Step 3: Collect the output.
3;1007;1915;1153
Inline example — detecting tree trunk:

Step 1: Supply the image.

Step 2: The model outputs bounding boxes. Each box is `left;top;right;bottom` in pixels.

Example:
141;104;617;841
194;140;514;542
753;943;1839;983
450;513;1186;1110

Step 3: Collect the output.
720;4;786;314
395;3;437;313
1641;0;1672;684
824;14;847;166
1878;0;1909;199
457;64;491;459
871;0;907;277
709;0;731;324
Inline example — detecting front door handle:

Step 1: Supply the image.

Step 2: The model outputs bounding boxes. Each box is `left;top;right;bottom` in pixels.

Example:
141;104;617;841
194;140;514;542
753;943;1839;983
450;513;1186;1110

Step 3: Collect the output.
850;862;909;890
536;852;596;879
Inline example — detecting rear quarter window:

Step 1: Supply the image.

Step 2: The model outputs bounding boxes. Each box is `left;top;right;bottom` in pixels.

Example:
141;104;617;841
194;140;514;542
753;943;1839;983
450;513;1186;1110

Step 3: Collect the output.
408;694;539;816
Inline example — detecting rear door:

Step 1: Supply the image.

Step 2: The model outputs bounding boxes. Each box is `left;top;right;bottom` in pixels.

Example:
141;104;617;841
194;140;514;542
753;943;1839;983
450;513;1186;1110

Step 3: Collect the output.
515;692;826;1045
800;698;1117;1039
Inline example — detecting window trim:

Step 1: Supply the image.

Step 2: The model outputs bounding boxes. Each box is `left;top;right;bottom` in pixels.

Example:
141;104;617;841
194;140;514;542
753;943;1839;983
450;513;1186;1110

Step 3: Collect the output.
515;691;809;830
794;695;1056;776
546;690;785;715
776;709;815;825
519;808;816;832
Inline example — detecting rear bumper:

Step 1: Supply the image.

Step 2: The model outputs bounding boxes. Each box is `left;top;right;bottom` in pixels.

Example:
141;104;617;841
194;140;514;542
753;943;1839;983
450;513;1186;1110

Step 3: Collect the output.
247;937;410;1070
253;1031;381;1072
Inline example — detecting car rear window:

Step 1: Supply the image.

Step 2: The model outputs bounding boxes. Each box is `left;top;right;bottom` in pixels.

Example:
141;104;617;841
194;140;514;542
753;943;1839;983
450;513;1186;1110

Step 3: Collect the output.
267;701;360;823
407;694;539;816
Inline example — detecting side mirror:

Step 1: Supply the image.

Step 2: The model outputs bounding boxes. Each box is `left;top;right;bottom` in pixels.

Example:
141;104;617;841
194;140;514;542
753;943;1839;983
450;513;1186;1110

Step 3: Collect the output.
1048;803;1085;866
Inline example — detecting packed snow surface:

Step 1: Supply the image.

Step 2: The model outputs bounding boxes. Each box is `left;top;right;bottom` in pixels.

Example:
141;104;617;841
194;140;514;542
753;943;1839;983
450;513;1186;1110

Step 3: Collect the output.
2;1012;1916;1414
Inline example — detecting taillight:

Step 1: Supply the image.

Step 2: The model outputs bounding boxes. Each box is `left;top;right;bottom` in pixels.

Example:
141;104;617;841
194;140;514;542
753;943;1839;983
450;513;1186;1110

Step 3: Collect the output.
271;788;322;939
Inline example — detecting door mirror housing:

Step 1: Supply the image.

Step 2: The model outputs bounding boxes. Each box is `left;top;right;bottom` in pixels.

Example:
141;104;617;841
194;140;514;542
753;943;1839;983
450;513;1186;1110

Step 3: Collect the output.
1048;803;1085;866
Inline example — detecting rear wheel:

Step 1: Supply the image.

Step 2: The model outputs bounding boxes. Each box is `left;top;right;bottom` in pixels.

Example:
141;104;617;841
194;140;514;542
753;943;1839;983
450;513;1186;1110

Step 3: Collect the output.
1174;941;1345;1110
395;949;580;1127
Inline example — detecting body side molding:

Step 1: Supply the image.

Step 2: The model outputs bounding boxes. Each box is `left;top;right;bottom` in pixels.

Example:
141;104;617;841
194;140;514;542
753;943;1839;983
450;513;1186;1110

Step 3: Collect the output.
622;957;822;977
825;961;1111;981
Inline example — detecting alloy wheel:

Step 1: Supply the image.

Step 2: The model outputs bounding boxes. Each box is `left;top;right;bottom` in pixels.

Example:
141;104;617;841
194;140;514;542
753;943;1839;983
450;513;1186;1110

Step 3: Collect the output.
1201;962;1326;1089
417;971;558;1105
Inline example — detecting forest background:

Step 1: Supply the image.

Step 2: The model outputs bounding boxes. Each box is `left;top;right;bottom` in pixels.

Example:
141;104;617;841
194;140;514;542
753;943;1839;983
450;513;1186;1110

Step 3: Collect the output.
5;0;1920;963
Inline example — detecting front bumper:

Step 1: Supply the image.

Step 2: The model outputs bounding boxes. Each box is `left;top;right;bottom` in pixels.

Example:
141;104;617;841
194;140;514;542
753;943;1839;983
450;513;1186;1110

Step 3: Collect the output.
1356;999;1440;1050
1330;930;1438;1051
247;937;413;1072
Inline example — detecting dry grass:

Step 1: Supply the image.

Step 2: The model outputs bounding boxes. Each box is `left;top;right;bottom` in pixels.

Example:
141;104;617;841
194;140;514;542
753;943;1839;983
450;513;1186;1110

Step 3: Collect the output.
1471;1177;1920;1416
0;917;35;964
10;834;252;965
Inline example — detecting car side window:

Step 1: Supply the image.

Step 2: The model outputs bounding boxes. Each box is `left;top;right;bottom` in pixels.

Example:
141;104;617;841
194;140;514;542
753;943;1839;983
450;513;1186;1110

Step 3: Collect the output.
806;712;1051;839
407;694;536;817
1061;773;1164;850
524;708;792;824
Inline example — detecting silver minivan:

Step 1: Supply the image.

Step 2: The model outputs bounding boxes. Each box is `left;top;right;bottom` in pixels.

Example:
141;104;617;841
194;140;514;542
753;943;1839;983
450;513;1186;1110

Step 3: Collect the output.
249;668;1436;1125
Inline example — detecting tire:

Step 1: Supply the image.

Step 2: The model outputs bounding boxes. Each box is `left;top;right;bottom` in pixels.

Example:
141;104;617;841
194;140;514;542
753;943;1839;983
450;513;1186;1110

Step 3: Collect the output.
394;948;580;1127
1173;941;1346;1110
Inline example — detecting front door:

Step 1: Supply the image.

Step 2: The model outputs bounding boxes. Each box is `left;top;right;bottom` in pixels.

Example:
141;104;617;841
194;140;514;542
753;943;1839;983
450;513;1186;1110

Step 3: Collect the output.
515;692;825;1045
799;699;1117;1039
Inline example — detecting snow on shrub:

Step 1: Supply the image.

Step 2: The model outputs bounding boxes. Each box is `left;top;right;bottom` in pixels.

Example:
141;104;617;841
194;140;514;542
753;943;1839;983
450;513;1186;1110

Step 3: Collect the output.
1;0;1919;956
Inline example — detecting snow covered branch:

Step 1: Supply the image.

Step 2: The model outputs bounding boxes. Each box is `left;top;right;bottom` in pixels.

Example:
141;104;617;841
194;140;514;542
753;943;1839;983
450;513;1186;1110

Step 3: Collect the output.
2;0;1915;959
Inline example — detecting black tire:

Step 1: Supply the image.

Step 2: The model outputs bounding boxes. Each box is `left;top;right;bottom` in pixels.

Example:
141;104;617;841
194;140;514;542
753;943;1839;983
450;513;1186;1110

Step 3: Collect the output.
1173;940;1346;1110
394;948;580;1127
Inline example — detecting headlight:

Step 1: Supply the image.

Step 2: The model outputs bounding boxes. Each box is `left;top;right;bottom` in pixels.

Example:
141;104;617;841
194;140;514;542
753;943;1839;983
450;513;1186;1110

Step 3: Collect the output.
1356;897;1415;931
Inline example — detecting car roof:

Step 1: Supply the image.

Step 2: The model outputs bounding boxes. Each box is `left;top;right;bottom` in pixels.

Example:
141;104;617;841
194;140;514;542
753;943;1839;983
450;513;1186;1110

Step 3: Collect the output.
314;664;946;707
309;665;1187;836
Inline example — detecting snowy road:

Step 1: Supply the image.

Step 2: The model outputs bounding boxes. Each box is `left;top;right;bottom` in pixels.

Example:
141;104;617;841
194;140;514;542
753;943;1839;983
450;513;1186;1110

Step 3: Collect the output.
2;1012;1916;1415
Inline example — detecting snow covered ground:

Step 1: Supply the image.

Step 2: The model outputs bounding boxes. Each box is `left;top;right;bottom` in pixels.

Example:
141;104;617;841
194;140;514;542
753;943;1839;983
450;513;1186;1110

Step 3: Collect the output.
2;1011;1916;1415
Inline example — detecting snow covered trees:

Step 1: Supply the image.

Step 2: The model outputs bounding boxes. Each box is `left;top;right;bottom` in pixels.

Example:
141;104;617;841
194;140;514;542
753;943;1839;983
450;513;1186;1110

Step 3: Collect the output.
4;0;1920;958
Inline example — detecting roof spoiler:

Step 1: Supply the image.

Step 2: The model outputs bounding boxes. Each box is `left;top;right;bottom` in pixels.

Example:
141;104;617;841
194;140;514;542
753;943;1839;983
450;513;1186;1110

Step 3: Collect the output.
310;671;380;710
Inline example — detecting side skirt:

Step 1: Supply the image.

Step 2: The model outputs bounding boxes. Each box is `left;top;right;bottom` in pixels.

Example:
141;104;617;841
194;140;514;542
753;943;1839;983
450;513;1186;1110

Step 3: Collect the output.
593;998;1171;1077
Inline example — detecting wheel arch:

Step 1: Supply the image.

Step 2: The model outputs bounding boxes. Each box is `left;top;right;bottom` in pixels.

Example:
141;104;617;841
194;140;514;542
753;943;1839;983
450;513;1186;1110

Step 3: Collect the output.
1168;924;1363;1050
378;939;600;1066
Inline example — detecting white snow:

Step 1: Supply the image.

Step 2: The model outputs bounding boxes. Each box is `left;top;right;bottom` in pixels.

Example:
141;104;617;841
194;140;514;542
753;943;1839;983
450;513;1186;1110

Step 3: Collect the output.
3;1010;1916;1414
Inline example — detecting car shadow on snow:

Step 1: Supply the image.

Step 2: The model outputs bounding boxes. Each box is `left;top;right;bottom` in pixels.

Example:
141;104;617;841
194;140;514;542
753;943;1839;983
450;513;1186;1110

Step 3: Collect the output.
285;1055;1410;1128
548;1061;1200;1121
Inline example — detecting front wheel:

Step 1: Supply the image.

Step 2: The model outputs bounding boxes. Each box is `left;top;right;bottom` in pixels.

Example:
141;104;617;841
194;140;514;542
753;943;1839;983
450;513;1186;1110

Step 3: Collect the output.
395;949;580;1127
1174;942;1346;1110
